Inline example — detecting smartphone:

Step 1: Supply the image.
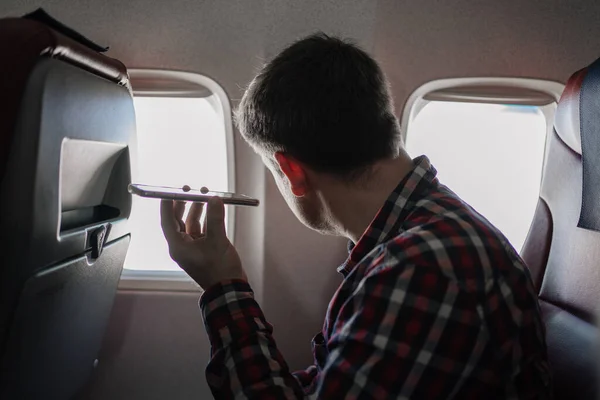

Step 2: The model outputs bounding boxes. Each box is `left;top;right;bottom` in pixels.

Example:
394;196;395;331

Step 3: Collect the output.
128;184;260;207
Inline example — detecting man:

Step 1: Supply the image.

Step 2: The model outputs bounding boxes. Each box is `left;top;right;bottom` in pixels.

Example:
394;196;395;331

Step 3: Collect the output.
160;33;552;398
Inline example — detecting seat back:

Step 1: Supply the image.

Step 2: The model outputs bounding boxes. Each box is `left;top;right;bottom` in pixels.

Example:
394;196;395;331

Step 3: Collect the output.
521;63;600;399
0;15;136;399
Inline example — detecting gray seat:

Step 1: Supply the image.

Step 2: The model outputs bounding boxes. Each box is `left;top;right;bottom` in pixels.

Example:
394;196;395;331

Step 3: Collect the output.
0;15;136;399
521;62;599;399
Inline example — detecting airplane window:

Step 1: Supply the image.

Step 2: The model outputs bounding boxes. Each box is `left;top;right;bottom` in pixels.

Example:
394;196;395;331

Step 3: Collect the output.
124;97;229;271
405;101;547;252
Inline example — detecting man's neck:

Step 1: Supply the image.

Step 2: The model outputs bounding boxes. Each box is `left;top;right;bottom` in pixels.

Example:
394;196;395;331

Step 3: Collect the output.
320;151;415;243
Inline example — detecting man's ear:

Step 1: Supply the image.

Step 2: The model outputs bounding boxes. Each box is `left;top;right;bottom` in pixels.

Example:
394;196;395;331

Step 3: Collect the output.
274;152;308;197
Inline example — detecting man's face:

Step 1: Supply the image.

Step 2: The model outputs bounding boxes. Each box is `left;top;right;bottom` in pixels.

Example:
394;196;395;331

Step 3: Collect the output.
261;153;336;235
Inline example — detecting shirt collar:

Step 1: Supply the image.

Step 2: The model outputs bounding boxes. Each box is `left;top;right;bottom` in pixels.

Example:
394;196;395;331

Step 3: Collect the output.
337;155;438;276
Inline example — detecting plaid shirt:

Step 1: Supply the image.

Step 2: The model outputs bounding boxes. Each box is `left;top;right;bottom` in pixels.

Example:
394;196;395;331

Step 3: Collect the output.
200;156;552;399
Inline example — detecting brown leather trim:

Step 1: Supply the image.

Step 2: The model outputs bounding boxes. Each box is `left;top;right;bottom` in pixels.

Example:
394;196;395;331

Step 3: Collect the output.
0;18;129;88
554;68;587;155
521;197;553;293
39;32;129;89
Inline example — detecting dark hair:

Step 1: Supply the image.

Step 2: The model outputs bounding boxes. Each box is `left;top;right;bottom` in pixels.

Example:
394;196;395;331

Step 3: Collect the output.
236;32;401;178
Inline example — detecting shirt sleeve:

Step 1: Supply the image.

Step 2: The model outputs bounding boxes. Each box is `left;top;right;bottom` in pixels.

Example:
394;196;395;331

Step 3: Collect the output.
200;279;309;399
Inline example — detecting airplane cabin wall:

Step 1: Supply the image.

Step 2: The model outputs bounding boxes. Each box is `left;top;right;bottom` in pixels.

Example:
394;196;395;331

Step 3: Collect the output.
2;1;600;398
373;0;600;121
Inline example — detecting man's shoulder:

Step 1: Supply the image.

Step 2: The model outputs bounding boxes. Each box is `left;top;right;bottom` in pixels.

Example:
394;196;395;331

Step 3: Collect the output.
366;193;528;293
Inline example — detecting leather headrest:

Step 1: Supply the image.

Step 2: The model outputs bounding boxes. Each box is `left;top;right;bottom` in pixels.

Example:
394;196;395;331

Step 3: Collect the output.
554;68;588;155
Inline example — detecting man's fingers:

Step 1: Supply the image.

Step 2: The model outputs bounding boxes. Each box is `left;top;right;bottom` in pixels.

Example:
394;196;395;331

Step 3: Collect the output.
174;201;187;232
206;196;227;239
160;200;182;242
174;201;186;220
186;202;204;236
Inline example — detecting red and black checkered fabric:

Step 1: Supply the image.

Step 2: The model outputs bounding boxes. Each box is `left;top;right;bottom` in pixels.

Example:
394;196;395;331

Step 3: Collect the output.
200;156;552;399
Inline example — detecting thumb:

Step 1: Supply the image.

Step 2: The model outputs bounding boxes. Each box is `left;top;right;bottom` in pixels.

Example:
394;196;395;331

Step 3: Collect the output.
206;196;227;239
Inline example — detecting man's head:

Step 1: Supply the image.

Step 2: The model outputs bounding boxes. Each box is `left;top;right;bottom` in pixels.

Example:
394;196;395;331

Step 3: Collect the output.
236;33;402;234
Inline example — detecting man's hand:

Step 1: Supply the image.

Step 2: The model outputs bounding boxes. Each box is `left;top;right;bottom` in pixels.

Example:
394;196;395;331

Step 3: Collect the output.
160;197;246;289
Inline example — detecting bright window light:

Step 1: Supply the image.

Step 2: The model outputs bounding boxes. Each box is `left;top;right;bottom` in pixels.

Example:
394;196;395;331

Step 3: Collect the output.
405;101;547;252
124;97;229;271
